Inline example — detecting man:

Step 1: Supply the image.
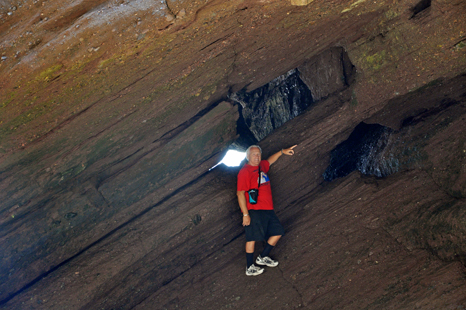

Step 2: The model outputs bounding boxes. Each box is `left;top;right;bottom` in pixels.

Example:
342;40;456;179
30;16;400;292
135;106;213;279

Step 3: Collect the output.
237;144;297;276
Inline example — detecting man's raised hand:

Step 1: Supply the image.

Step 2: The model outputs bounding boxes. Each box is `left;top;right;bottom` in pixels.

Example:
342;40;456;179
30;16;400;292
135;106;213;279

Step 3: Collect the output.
282;145;297;155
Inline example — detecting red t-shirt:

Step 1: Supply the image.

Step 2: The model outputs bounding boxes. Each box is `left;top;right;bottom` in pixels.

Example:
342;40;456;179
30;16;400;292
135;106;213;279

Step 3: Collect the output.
237;160;274;210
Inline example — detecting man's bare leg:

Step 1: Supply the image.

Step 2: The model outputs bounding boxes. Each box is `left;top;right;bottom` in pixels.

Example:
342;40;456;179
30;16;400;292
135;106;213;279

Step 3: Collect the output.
267;235;281;246
246;241;255;253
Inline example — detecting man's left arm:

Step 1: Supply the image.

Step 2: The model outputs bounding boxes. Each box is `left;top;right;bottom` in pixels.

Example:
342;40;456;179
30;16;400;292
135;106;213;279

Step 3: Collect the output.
267;145;297;166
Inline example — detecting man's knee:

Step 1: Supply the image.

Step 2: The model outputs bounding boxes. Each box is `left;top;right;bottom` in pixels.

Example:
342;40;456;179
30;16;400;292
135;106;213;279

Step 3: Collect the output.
246;241;255;253
268;235;281;246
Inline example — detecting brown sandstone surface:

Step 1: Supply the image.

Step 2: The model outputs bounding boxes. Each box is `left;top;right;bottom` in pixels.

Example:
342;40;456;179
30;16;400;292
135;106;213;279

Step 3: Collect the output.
0;0;465;309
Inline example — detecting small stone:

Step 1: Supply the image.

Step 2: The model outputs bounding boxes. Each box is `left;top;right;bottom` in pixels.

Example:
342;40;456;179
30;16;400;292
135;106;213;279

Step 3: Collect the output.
1;56;7;61
178;9;186;18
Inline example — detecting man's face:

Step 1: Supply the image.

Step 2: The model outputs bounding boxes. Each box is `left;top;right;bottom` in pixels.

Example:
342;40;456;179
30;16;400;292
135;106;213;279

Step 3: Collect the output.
247;147;261;166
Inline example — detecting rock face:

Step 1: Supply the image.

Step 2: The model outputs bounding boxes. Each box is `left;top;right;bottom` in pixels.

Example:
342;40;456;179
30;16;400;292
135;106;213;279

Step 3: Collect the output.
0;0;465;309
299;47;356;102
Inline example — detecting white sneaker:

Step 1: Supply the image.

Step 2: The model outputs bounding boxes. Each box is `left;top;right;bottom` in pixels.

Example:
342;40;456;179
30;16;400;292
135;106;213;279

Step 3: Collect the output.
256;255;279;267
245;264;264;276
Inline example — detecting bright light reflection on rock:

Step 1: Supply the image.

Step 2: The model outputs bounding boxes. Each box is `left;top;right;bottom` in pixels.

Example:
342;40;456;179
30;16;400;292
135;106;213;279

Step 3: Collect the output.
210;150;246;170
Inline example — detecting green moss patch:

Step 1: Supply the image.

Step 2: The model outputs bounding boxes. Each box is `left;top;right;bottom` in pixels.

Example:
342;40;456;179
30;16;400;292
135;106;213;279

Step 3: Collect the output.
37;64;63;82
365;50;387;70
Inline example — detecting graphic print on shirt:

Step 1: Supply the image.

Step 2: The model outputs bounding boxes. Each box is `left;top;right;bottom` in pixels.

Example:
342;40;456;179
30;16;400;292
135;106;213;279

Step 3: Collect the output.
258;172;270;186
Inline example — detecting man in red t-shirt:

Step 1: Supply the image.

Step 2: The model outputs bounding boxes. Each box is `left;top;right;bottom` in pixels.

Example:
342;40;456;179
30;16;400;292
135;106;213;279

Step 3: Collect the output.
237;144;297;276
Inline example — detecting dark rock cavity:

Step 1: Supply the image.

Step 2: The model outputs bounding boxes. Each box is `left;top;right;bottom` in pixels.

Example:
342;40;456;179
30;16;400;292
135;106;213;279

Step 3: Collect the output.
230;69;313;141
231;47;355;142
323;122;395;181
411;0;432;19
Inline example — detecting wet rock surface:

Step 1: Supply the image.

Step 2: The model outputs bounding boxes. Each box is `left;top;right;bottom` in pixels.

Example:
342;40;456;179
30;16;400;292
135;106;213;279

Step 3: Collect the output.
231;69;314;141
323;122;394;181
232;47;356;143
0;0;465;309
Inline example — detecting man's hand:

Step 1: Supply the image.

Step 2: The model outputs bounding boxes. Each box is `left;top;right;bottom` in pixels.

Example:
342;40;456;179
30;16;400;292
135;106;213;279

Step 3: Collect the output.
268;144;298;165
243;215;251;226
237;190;250;226
282;145;297;155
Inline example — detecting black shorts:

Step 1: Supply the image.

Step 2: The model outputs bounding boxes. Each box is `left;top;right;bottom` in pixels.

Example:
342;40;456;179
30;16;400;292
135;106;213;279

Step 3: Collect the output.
245;210;285;242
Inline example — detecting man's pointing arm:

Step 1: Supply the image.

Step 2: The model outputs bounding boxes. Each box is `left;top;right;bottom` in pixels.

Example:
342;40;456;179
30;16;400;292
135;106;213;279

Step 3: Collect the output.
267;145;297;166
